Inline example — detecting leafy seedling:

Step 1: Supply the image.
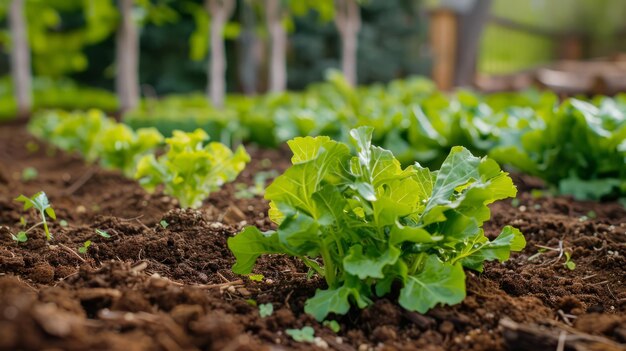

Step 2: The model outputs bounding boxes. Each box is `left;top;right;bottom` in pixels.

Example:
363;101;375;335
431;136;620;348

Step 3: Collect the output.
246;299;258;306
11;231;28;243
323;320;341;333
78;240;92;254
21;167;38;181
259;303;273;318
286;326;315;343
14;191;56;240
59;219;69;227
160;220;169;229
248;274;264;282
95;229;111;238
529;241;576;270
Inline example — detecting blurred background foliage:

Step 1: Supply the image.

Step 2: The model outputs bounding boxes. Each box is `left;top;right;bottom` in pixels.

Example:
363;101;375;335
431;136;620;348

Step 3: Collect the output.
0;0;625;95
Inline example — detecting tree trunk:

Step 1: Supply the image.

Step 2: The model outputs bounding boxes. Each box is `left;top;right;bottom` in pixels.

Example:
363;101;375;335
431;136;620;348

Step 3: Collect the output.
116;0;140;112
455;0;492;87
238;0;259;95
266;0;287;93
335;0;361;87
206;0;236;108
9;0;32;118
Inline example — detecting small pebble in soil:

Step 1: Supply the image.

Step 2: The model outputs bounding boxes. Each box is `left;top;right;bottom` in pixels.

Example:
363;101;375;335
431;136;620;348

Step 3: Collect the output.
439;321;455;334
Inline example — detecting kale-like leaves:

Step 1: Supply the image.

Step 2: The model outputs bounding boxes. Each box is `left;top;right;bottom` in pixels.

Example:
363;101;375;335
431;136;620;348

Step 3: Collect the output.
229;127;525;320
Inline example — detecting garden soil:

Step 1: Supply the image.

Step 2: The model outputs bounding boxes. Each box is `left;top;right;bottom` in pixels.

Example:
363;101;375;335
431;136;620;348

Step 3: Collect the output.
0;122;624;351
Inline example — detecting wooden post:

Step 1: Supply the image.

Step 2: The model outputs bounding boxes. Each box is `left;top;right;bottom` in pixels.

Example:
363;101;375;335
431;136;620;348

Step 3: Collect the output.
429;9;458;91
266;0;287;93
206;0;236;108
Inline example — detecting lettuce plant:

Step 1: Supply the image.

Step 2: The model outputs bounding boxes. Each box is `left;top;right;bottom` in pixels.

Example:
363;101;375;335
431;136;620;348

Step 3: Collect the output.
96;124;164;177
48;109;114;162
228;127;525;320
490;98;626;200
135;129;250;209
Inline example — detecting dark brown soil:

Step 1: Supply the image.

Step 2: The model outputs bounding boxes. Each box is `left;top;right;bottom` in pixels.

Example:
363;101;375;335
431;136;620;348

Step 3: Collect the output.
0;122;625;351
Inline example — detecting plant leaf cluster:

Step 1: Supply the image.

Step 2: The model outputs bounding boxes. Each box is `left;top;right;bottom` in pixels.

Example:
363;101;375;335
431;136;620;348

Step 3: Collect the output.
135;129;250;209
228;127;525;320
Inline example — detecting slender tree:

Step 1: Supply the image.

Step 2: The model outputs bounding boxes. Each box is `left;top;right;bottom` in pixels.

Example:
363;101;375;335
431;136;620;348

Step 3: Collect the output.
334;0;361;87
116;0;140;112
206;0;236;108
265;0;287;93
9;0;32;117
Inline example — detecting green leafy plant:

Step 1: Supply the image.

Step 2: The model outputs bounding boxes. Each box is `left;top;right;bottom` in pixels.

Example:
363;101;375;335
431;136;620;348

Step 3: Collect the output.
491;98;626;200
96;124;164;177
135;129;250;209
78;240;92;254
259;303;274;318
14;191;56;241
286;326;315;343
229;127;525;321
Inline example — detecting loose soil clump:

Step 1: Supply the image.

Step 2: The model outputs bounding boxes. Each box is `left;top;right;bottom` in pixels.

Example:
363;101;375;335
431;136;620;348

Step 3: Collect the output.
1;123;624;350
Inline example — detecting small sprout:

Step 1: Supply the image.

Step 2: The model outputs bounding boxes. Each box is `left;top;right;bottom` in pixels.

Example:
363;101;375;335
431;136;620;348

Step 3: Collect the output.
248;274;264;282
511;198;520;207
286;326;315;343
323;320;341;333
59;219;69;227
246;299;257;306
259;303;273;318
14;191;56;240
564;252;576;270
11;231;28;243
159;220;169;229
530;189;544;199
21;167;38;181
95;229;111;238
586;211;596;219
78;240;92;254
25;141;39;153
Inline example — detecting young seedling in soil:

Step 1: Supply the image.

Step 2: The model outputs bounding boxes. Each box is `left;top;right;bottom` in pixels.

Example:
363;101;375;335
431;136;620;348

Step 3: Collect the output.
529;241;576;270
13;191;56;241
78;240;92;254
95;229;111;238
323;320;341;333
229;127;526;320
286;326;315;343
21;167;38;181
259;303;273;318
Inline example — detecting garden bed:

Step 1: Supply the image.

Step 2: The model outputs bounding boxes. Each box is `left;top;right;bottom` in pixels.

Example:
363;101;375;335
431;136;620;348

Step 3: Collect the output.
0;122;625;351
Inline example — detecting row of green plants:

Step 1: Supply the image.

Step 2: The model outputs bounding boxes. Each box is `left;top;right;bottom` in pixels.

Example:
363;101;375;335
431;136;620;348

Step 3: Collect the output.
24;113;526;322
124;73;626;202
0;78;119;120
28;110;249;208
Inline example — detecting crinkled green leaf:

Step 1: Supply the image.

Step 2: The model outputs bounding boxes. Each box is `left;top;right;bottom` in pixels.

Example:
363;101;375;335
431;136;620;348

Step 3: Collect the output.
304;285;371;321
228;226;282;274
399;255;466;313
343;245;401;279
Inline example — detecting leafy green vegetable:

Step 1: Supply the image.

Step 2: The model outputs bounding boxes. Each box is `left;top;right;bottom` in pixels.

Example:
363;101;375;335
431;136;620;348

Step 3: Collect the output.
14;191;56;240
228;127;525;320
135;129;250;209
285;326;315;343
96;124;164;177
259;303;273;318
491;98;626;200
